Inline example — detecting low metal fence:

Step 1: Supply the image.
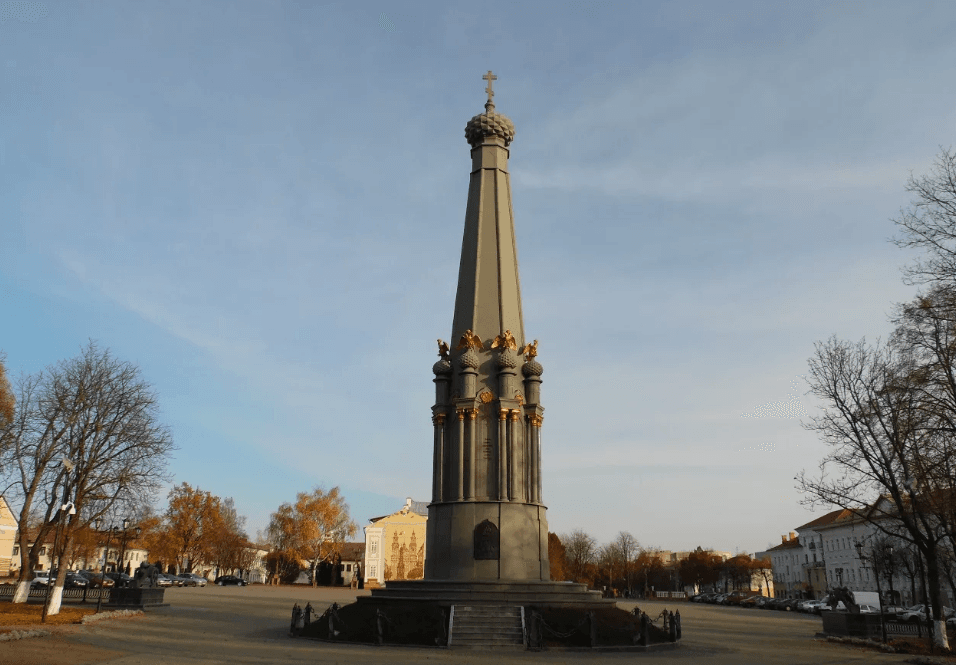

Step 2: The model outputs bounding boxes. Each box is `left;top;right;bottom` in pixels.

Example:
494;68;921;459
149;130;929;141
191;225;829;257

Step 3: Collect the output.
654;591;687;600
0;585;108;602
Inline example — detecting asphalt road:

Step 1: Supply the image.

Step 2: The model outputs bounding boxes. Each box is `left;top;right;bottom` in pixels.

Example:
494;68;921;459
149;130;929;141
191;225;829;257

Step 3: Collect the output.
0;587;922;664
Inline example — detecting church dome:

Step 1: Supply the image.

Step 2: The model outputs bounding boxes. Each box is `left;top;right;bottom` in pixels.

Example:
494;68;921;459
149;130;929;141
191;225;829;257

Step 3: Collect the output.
459;348;480;370
432;359;452;375
496;349;519;369
465;103;516;148
522;359;543;377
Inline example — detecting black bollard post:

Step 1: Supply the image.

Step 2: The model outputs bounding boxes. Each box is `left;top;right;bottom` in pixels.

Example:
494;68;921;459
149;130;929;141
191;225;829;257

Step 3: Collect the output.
376;608;385;645
588;610;597;647
669;611;677;642
675;610;682;640
304;602;312;626
290;603;300;636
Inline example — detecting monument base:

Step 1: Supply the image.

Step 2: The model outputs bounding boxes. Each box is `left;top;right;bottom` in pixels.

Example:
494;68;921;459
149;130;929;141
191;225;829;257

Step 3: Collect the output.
106;587;167;608
361;579;607;607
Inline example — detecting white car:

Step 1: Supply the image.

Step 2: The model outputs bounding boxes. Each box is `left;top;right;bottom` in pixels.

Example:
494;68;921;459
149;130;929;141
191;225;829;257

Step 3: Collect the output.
179;573;207;587
857;604;880;614
898;604;954;623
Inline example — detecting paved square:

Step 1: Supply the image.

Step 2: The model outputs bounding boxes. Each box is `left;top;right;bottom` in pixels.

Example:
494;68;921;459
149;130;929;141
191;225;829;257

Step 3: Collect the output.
0;588;920;664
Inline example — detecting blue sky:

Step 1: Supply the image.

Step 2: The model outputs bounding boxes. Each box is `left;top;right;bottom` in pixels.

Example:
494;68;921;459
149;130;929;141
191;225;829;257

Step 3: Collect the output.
2;0;955;555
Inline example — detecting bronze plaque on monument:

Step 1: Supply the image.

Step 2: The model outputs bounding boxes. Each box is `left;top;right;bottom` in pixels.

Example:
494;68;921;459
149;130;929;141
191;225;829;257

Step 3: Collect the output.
474;520;500;560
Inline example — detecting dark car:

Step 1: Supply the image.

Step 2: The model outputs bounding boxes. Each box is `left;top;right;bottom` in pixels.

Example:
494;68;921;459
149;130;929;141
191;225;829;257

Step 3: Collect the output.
214;575;247;586
78;571;115;588
104;572;135;588
64;572;89;588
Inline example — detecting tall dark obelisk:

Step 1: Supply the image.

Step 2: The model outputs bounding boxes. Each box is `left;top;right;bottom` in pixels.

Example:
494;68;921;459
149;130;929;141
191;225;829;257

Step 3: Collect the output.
369;73;600;605
424;71;549;581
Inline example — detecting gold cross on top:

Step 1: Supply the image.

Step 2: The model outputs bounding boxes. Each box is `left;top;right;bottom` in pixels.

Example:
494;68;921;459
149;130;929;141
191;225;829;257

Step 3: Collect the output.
483;70;497;103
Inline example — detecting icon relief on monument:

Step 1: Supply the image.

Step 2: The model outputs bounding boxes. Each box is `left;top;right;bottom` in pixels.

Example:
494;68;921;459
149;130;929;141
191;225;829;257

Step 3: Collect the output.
479;391;494;403
474;520;500;560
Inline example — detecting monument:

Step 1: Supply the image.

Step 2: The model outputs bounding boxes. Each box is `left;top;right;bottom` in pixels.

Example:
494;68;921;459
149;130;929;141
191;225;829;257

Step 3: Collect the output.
369;73;600;605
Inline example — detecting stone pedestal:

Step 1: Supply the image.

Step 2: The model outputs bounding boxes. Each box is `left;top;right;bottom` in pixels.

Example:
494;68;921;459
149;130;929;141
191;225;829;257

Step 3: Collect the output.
362;579;605;606
107;587;167;608
425;502;549;580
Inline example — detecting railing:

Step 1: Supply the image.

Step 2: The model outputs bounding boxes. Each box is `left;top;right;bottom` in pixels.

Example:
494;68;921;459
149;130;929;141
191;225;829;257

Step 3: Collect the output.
654;591;687;599
0;585;108;601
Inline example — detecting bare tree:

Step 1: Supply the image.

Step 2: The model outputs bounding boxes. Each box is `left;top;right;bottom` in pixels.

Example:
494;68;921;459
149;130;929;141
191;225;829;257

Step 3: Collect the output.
561;529;596;584
798;335;951;648
597;542;622;593
0;342;174;614
893;147;956;287
614;531;639;592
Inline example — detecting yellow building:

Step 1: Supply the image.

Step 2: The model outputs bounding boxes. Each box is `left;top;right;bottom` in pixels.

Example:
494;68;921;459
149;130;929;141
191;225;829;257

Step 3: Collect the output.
363;498;427;587
0;496;16;578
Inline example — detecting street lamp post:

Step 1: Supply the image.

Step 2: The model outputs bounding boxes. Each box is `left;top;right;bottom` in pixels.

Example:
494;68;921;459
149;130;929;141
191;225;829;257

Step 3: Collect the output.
857;540;887;643
116;518;133;575
95;520;119;613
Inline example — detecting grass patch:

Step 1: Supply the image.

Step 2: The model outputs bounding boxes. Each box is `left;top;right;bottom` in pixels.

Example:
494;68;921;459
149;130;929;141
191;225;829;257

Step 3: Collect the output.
528;605;672;648
0;602;97;627
300;601;449;646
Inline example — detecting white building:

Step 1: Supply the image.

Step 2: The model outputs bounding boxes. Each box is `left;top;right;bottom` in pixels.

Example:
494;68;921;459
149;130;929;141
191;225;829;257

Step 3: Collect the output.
769;501;953;606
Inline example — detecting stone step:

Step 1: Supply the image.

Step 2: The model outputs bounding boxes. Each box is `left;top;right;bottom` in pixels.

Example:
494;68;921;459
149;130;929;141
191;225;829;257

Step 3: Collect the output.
450;604;525;649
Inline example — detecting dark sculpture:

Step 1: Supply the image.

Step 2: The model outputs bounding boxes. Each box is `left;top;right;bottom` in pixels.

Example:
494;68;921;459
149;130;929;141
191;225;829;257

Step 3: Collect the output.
133;561;160;588
828;586;860;613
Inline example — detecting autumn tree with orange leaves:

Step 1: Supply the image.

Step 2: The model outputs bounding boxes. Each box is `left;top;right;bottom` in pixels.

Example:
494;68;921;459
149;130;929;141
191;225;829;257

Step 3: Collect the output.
266;487;356;587
0;352;14;428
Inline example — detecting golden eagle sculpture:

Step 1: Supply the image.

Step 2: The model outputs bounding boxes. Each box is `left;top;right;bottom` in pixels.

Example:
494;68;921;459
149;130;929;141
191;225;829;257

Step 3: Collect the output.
491;329;518;351
519;339;538;361
455;329;483;351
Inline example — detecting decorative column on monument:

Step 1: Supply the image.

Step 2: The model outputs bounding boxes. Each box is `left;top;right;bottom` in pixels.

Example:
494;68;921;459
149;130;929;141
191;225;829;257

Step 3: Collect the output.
425;72;550;582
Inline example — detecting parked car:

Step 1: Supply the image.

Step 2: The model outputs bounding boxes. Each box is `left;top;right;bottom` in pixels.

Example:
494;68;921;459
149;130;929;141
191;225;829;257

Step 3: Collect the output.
156;574;175;587
214;575;247;586
104;572;134;588
858;604;881;614
31;571;52;586
178;573;207;587
804;600;829;614
64;572;89;588
898;604;954;623
78;571;115;588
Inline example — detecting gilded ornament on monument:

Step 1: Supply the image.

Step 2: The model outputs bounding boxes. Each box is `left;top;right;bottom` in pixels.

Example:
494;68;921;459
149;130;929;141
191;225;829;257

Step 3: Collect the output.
455;329;483;351
479;391;494;404
491;329;518;351
519;339;538;361
514;392;524;405
437;339;450;360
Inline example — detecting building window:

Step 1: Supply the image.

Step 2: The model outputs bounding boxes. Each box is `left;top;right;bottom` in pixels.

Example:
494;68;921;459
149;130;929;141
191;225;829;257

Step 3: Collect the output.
346;564;351;572
12;546;18;556
369;565;377;578
39;547;46;556
370;539;378;555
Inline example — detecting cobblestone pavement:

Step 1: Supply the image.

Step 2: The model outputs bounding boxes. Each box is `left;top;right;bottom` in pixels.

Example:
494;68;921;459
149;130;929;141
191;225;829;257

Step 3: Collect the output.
0;588;923;664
